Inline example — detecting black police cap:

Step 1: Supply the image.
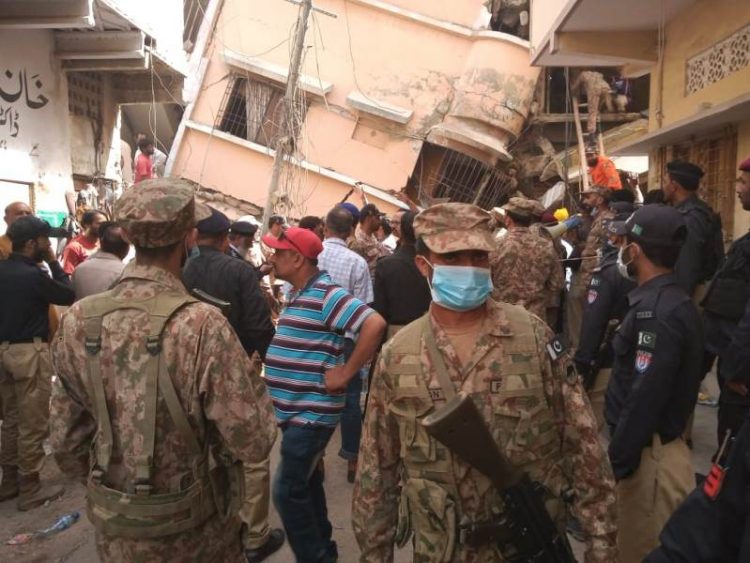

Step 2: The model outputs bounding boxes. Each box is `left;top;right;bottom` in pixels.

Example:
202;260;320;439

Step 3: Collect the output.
196;206;230;234
667;160;705;186
230;221;257;236
609;204;686;246
8;216;66;244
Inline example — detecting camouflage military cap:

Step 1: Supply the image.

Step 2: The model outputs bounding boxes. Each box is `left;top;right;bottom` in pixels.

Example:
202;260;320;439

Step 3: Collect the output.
114;179;211;248
502;197;545;218
414;203;495;253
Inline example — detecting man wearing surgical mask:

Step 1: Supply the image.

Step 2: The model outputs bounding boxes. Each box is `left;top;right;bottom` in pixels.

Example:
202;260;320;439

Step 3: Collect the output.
605;204;704;562
353;203;617;562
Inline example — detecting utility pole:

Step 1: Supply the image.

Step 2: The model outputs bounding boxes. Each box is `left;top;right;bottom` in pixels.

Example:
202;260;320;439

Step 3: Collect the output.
261;0;313;235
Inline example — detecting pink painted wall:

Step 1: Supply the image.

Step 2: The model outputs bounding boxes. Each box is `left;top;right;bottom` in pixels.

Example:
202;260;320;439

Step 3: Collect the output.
172;0;539;216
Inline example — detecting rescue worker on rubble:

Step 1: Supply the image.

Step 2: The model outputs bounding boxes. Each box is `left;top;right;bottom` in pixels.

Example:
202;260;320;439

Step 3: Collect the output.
50;179;277;562
352;203;617;562
574;201;637;430
605;204;704;562
490;197;564;322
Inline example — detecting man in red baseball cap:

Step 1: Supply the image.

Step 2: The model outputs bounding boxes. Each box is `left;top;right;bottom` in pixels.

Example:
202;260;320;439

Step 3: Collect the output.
261;227;385;562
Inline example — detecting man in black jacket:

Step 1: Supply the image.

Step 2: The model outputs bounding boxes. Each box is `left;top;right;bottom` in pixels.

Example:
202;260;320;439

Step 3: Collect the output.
605;204;704;562
372;210;430;340
663;160;724;299
183;208;275;359
702;155;750;442
0;216;74;510
646;403;750;563
182;207;283;562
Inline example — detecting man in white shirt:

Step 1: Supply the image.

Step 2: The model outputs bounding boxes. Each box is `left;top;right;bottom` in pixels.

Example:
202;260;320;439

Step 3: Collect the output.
318;205;373;482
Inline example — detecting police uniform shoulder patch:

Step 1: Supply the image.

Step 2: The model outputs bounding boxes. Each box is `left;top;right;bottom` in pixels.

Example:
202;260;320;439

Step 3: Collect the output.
587;289;599;304
637;331;657;349
635;350;653;373
547;335;568;360
636;310;654;320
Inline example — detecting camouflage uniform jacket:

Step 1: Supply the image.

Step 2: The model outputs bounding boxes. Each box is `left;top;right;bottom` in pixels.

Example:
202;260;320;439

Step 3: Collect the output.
350;228;391;277
353;299;617;562
490;227;564;318
579;208;615;289
50;263;277;563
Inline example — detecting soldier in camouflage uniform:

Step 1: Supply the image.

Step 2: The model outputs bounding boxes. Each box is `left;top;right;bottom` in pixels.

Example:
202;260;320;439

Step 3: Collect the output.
579;187;615;289
352;203;392;278
490;197;564;322
353;203;617;562
50;179;277;563
567;186;615;348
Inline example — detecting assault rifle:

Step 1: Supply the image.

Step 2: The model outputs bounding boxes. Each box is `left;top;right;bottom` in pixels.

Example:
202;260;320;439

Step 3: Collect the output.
422;392;576;563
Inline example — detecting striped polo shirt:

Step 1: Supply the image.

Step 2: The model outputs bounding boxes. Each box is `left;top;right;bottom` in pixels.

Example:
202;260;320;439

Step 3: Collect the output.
264;271;374;426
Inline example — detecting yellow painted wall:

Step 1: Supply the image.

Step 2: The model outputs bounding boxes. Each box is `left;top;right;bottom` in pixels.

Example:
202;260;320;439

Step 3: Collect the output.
649;0;750;131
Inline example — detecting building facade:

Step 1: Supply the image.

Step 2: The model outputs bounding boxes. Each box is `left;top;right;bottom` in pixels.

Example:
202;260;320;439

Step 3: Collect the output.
530;0;750;241
0;0;187;233
169;0;543;218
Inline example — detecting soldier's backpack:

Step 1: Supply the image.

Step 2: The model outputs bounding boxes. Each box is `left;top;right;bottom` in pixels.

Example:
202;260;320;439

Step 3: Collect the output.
80;290;243;538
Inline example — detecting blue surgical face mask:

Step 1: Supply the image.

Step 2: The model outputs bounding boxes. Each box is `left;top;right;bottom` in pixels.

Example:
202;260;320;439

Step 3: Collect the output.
424;261;493;312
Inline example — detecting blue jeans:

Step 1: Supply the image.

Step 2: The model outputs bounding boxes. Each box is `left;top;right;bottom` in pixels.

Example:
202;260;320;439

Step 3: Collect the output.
272;424;337;563
339;339;363;461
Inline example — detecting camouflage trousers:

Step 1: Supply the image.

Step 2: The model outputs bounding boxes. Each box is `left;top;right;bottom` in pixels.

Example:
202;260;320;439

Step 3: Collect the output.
0;340;52;475
95;513;245;563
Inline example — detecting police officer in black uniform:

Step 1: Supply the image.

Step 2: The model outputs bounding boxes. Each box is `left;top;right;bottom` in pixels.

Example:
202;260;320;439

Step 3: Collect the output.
663;160;724;298
701;155;750;442
574;201;637;430
646;399;750;563
605;204;705;561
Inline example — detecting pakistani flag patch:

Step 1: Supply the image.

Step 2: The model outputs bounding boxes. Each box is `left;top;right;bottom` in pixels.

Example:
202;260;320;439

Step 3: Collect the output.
637;331;657;349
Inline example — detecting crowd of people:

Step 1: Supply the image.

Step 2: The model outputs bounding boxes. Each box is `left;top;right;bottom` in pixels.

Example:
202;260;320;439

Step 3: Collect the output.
0;153;748;562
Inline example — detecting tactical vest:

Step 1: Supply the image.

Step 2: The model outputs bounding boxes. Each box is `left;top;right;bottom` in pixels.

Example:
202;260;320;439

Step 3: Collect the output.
80;290;242;539
386;304;565;561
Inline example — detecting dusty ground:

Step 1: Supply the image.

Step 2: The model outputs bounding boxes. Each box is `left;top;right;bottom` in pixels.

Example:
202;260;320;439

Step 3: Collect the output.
0;375;720;563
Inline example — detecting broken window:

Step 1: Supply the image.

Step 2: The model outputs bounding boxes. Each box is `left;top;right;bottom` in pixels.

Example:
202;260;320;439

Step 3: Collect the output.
183;0;209;53
413;143;513;209
215;76;308;148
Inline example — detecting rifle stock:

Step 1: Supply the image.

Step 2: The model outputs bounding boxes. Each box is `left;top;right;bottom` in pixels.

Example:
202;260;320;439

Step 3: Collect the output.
422;392;576;563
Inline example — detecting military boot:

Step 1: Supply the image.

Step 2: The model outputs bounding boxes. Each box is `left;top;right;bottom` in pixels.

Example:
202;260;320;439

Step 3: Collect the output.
0;465;19;501
17;473;64;511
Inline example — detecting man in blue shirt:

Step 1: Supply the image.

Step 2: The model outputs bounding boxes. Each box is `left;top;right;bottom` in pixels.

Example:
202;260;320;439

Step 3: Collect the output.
262;227;385;563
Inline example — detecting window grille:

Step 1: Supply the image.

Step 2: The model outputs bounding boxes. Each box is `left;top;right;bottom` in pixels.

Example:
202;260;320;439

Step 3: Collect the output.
183;0;209;53
215;76;308;149
68;72;102;120
686;23;750;95
418;145;512;209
